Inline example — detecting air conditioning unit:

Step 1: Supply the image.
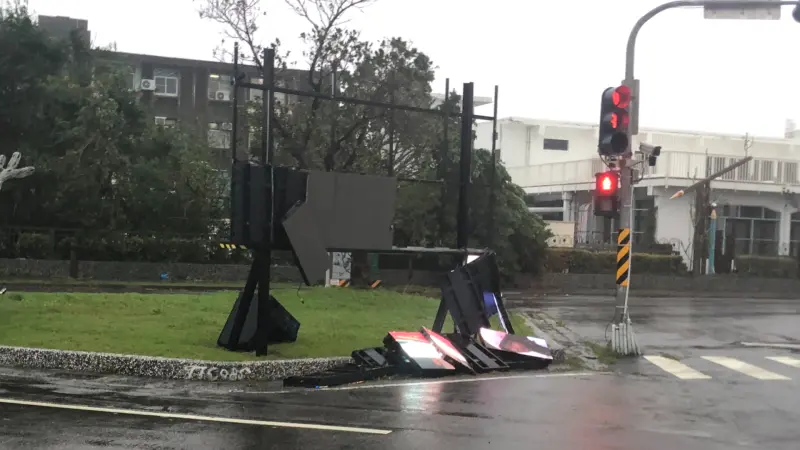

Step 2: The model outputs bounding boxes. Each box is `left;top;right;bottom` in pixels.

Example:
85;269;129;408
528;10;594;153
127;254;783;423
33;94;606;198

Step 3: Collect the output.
140;79;156;91
154;116;167;126
216;91;230;101
221;122;233;131
208;91;217;100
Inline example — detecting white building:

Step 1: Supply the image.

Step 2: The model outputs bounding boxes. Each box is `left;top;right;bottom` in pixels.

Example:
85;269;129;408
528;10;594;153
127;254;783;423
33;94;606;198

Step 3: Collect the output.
475;117;800;267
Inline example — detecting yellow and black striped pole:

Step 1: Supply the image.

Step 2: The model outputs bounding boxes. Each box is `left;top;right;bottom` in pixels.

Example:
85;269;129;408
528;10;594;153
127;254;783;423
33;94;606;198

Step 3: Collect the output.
219;243;247;250
616;228;630;287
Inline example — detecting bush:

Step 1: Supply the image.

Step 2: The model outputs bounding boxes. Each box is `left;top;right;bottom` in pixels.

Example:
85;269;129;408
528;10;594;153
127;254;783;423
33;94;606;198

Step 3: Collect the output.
13;233;54;259
735;255;797;278
543;248;686;275
0;233;252;264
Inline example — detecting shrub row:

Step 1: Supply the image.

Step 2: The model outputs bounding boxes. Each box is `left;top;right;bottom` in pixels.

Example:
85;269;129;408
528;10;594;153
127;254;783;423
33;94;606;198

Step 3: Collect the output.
0;233;257;264
543;248;687;275
3;232;798;278
734;255;799;278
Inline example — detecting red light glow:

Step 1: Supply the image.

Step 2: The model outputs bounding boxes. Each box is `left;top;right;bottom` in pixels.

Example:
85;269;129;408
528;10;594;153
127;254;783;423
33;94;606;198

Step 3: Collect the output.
596;172;617;194
613;85;632;109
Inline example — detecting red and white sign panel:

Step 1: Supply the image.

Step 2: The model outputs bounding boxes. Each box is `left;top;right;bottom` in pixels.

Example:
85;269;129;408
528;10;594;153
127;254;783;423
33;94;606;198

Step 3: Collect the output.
388;331;455;371
479;328;552;360
421;327;471;369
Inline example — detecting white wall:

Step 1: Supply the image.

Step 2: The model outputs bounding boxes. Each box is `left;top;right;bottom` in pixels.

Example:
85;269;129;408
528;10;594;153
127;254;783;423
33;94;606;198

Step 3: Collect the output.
475;120;598;168
477;118;800;174
654;186;797;267
653;188;694;265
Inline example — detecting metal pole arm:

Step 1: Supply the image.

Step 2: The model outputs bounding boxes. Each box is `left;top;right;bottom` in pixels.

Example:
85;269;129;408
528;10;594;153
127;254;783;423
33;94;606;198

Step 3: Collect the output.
626;0;799;81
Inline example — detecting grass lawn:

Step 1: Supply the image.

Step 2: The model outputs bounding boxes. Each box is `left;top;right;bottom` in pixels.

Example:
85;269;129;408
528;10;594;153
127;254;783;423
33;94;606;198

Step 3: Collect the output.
0;287;533;361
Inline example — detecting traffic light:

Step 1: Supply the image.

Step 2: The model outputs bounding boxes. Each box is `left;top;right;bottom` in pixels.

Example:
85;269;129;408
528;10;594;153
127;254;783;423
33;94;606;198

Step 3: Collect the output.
593;171;619;217
598;85;632;156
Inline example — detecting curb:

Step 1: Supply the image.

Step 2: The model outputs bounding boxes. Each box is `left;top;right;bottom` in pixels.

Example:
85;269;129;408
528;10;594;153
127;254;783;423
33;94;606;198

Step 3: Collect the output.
3;283;240;293
0;345;351;382
508;290;800;300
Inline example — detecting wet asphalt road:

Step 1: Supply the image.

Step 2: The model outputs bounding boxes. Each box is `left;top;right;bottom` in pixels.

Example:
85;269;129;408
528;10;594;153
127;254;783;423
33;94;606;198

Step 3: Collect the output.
1;295;799;449
517;294;800;352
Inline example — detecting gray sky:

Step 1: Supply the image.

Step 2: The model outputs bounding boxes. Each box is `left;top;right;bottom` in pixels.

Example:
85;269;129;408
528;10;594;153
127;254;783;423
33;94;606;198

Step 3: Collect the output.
27;0;800;137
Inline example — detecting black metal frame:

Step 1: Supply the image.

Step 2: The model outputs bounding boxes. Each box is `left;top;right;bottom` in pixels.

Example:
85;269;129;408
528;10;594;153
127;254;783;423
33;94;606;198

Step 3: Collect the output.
222;43;499;355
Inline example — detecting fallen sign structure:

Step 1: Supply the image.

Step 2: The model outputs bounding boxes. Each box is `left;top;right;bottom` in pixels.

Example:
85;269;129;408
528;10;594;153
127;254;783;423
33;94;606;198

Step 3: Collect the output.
217;162;480;355
283;253;553;388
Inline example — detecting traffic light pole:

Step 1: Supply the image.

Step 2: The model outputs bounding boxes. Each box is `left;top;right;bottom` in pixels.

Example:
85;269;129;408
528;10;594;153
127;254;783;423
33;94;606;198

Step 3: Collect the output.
612;0;800;353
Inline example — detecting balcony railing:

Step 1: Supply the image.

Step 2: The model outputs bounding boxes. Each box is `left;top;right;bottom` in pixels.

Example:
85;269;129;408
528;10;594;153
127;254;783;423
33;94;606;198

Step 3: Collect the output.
507;151;800;189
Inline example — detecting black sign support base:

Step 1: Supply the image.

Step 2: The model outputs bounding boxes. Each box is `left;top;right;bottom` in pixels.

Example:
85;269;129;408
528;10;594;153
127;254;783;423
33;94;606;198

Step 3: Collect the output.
217;249;272;355
431;252;515;339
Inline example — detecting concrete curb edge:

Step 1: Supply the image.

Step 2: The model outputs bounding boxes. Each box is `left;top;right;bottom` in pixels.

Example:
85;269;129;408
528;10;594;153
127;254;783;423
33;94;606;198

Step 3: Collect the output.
0;345;352;382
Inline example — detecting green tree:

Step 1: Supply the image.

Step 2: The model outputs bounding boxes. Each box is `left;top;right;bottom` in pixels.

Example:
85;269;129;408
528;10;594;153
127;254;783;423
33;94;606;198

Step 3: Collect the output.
0;4;227;255
198;0;550;275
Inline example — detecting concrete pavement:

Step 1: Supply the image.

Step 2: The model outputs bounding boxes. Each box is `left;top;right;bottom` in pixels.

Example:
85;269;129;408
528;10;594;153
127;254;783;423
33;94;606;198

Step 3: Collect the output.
510;294;800;349
1;358;799;449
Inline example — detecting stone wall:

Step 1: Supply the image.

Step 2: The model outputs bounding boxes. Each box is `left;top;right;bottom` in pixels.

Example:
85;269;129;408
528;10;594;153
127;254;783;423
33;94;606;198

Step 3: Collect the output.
1;258;799;297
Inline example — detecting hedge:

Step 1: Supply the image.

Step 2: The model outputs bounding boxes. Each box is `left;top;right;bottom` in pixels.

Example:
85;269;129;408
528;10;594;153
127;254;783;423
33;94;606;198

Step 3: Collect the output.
734;255;798;278
543;248;687;275
0;232;257;264
4;231;799;278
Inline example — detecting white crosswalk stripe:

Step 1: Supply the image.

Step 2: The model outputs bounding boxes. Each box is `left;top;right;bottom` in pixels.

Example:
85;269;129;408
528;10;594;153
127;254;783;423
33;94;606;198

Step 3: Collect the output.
643;355;797;381
643;356;711;380
766;356;800;368
701;356;791;380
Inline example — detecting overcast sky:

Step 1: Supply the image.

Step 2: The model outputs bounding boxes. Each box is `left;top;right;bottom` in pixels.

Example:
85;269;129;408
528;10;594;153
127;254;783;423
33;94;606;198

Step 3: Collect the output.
26;0;800;138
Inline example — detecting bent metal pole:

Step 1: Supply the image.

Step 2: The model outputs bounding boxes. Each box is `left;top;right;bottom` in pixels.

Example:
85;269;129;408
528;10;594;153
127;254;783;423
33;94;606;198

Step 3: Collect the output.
614;0;797;324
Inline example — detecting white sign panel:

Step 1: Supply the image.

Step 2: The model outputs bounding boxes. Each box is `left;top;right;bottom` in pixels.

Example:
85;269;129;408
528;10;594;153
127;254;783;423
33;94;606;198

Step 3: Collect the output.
703;1;781;20
330;252;352;281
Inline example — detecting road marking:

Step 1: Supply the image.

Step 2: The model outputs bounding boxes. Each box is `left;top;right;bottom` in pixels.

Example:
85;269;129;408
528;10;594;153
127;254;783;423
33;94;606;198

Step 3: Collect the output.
702;356;791;380
766;356;800;368
740;342;800;350
245;371;601;394
643;355;711;380
0;397;392;435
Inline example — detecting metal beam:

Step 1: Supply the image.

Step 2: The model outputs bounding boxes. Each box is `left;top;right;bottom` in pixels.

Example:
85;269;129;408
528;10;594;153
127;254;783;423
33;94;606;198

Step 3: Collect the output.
669;156;753;199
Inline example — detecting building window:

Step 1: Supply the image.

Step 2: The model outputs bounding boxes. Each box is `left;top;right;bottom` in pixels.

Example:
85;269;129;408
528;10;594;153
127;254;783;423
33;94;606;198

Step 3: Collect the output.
125;67;137;90
208;74;232;101
154;116;177;128
154;68;179;97
543;138;568;151
249;77;288;105
208;122;232;149
720;205;779;256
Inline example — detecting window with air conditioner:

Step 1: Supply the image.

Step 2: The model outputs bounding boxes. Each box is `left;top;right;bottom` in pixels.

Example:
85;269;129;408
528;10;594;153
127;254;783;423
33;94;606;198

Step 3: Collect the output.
155;117;177;128
208;74;232;101
208;122;231;149
154;68;179;97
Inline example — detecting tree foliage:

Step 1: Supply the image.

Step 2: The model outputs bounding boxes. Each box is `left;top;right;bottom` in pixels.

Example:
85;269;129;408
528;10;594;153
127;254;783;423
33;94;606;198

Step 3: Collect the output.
197;0;551;274
0;5;226;241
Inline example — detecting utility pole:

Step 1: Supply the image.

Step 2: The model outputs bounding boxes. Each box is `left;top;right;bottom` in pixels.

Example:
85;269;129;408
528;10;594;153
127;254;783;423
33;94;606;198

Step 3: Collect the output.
669;156;752;275
606;0;800;356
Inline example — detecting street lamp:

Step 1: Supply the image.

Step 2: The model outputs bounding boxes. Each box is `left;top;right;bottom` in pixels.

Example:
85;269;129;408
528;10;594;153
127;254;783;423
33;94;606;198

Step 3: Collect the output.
610;0;800;356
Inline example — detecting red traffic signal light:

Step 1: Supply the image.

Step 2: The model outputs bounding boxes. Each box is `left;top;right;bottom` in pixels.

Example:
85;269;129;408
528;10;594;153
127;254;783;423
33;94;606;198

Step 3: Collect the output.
594;171;619;217
610;85;631;109
598;85;631;156
595;171;619;195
